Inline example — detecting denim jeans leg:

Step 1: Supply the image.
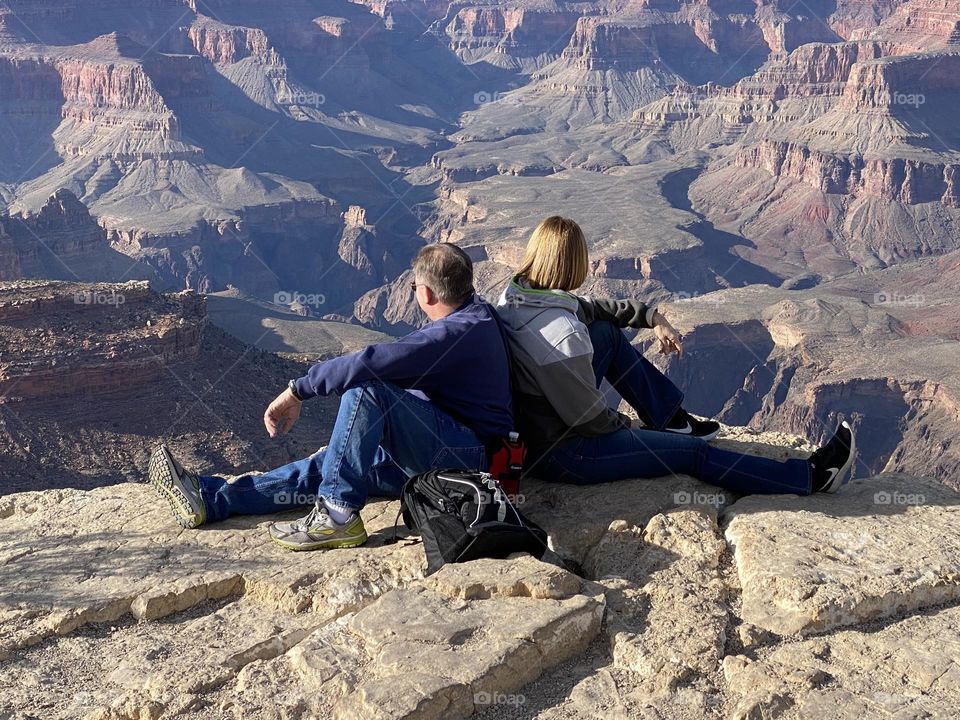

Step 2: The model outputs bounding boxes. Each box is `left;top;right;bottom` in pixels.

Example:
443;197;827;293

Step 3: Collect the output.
540;427;810;495
199;449;325;523
198;444;412;523
365;448;410;498
587;320;684;429
319;380;487;512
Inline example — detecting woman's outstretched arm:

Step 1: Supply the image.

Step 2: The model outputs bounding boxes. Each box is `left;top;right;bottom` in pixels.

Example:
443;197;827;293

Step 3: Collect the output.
575;296;657;328
576;296;684;357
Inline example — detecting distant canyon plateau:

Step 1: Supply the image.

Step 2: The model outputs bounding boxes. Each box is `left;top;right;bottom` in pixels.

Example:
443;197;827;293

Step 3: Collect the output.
0;0;958;488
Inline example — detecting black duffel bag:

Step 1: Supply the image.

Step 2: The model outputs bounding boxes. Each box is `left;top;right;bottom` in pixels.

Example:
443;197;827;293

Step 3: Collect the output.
398;468;549;575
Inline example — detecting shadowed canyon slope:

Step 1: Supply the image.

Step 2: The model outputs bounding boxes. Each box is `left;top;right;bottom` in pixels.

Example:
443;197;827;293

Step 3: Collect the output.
0;0;958;484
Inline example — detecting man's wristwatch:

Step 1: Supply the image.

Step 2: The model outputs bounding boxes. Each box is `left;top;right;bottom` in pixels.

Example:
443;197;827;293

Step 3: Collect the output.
287;379;304;401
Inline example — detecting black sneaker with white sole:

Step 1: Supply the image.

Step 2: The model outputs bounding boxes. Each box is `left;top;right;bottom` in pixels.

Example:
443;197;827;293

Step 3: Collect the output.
809;421;856;493
661;409;721;441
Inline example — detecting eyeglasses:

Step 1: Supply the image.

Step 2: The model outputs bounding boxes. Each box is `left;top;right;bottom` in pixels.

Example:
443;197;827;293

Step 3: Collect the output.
410;281;418;292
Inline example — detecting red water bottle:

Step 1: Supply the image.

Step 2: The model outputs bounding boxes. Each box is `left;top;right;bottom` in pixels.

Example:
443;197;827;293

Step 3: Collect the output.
489;431;525;499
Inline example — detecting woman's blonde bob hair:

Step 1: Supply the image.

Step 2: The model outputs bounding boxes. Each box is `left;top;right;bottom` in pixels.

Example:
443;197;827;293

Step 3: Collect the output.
516;216;589;291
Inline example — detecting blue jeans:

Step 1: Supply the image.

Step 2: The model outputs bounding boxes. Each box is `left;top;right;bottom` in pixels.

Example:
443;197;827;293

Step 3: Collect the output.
528;321;811;495
199;381;488;522
588;319;683;430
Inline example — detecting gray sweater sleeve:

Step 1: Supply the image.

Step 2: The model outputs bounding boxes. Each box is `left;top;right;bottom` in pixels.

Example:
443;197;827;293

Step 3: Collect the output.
537;345;629;437
576;296;656;329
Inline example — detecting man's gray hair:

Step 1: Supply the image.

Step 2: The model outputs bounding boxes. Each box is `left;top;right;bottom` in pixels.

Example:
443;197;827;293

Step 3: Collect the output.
412;243;474;305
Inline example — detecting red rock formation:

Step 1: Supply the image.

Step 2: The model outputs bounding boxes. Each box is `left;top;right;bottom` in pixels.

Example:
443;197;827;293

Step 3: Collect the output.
444;4;580;68
830;0;901;40
750;41;885;95
187;22;273;64
839;50;960;111
0;275;337;489
562;17;663;71
853;0;960;52
735;141;960;206
632;41;885;131
52;41;201;160
0;280;205;401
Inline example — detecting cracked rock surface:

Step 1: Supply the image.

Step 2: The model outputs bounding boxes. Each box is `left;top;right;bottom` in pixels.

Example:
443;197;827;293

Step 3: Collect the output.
2;427;959;719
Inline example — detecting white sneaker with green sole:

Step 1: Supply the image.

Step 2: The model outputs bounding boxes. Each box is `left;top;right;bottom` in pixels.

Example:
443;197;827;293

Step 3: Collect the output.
269;502;367;551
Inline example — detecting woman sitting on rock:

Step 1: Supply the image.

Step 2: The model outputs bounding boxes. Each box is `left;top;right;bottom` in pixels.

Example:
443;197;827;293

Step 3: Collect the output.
496;215;855;494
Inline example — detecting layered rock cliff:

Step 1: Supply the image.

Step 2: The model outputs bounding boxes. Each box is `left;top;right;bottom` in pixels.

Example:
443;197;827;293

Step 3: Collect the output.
734;140;960;206
0;189;107;277
0;280;204;401
852;0;960;51
0;189;159;283
443;2;581;70
0;280;338;490
0;0;957;500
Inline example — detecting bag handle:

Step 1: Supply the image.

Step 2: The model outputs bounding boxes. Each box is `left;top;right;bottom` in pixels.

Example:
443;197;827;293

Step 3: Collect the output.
480;472;551;556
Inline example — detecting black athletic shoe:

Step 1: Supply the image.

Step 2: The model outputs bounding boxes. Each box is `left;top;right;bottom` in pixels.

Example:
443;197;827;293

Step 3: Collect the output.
149;444;206;528
662;409;721;441
809;421;856;493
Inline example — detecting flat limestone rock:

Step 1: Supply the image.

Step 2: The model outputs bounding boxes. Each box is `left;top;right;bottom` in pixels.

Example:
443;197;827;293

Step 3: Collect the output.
226;556;604;720
0;486;604;720
0;483;423;661
5;441;959;720
521;475;730;569
424;555;582;600
723;604;960;719
724;473;960;635
599;510;729;689
0;596;316;719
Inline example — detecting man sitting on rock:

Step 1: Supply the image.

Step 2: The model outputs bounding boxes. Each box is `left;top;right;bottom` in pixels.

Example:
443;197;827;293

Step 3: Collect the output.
149;243;514;551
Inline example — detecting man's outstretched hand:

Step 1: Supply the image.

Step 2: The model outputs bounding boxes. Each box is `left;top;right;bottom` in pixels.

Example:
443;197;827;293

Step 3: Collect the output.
264;387;302;437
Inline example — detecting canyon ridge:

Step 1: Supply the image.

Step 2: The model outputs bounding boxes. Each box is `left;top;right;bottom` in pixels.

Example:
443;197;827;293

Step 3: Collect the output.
1;0;957;485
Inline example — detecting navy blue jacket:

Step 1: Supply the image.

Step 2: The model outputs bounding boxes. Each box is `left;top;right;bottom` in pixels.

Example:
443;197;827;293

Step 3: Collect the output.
293;296;514;440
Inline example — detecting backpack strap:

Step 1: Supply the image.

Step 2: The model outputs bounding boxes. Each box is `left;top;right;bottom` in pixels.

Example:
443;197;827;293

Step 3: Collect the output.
382;474;422;547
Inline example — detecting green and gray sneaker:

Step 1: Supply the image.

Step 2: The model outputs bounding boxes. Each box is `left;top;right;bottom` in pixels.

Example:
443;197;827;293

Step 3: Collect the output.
148;444;206;529
269;502;367;551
